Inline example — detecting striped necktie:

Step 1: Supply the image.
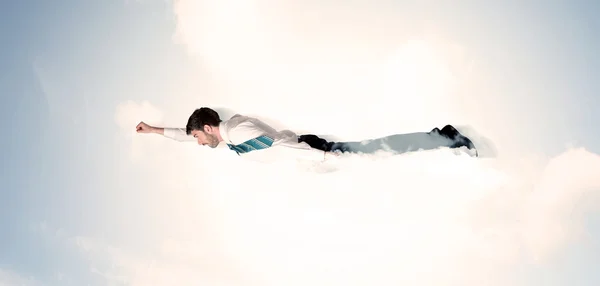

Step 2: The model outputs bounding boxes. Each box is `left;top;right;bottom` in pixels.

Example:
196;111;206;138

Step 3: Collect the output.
227;135;274;155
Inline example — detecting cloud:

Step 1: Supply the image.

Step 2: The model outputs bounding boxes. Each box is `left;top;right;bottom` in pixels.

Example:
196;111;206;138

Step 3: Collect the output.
37;136;600;286
521;148;600;260
114;100;164;130
99;1;600;285
114;100;169;162
170;0;478;139
33;224;252;286
0;268;40;286
99;96;600;286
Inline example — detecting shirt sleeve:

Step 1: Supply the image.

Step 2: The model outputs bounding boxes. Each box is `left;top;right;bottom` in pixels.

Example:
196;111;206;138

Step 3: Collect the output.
163;127;196;142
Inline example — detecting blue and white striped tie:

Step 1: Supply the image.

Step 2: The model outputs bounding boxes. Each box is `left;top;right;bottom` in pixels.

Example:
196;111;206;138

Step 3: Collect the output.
227;135;274;155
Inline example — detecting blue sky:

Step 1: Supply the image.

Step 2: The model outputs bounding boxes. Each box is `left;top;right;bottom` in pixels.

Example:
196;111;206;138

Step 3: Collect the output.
1;1;191;284
1;0;600;285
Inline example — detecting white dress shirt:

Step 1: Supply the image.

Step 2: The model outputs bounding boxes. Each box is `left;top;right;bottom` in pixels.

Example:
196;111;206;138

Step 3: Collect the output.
163;114;326;163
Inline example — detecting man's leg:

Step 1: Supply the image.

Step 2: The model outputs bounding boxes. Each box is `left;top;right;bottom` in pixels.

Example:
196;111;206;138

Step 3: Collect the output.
299;124;477;156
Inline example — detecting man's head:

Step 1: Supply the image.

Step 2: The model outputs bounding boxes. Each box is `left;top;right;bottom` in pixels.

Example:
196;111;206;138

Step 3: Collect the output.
186;107;223;148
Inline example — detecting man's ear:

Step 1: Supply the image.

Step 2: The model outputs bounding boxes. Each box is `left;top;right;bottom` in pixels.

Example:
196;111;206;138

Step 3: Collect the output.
203;124;212;133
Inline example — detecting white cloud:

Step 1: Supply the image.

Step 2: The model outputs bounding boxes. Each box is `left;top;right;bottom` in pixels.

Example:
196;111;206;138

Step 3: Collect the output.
32;226;254;286
114;100;169;162
105;96;600;286
0;268;40;286
114;100;164;131
38;139;600;286
521;148;600;261
170;0;479;139
99;1;600;285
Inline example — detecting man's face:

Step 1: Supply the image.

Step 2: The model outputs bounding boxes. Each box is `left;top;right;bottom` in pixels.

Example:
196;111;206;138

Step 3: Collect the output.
191;129;220;148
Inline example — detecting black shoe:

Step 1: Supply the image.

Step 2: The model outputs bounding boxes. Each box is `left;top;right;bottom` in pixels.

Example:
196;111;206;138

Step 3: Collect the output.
439;125;460;140
432;125;478;157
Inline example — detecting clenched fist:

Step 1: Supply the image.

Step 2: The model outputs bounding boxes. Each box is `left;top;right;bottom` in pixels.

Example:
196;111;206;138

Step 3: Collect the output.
136;121;157;134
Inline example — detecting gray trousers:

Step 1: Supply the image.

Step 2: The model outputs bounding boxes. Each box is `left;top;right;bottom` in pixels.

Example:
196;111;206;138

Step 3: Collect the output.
298;125;478;156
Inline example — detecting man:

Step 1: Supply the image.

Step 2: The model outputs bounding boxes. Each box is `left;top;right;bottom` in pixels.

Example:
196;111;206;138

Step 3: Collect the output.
135;107;477;163
136;107;339;163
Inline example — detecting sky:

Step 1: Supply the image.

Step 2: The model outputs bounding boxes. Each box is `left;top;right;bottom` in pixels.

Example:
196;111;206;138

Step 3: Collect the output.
1;0;600;285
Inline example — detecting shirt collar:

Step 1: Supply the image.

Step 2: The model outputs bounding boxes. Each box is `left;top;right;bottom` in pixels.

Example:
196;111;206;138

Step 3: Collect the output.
219;121;231;144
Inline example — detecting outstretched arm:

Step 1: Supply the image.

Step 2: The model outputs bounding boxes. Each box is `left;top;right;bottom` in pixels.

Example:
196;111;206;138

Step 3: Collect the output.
135;121;196;142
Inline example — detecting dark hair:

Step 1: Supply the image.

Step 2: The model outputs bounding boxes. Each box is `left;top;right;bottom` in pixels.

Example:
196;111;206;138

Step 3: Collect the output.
186;107;222;134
